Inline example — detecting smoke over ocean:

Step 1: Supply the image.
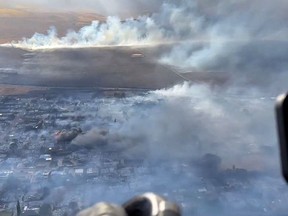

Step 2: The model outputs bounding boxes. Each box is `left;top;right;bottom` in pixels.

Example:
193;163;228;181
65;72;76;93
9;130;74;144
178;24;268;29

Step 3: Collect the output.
1;0;288;215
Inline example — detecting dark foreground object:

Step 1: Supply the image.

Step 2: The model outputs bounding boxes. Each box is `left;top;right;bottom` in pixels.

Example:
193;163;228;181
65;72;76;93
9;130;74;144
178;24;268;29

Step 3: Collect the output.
77;193;181;216
276;93;288;183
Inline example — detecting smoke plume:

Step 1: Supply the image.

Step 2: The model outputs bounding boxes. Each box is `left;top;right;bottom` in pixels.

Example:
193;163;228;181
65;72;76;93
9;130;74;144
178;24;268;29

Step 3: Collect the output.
9;0;288;90
2;0;288;214
50;83;282;215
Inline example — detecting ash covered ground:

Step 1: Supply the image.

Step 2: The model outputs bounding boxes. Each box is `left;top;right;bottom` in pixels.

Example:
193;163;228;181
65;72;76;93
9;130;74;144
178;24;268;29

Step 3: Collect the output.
0;84;287;216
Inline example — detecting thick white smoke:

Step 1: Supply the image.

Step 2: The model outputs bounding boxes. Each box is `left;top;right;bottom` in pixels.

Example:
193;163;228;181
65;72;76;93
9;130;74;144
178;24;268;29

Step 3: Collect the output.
10;0;288;88
67;82;277;171
15;17;166;49
10;0;200;48
13;0;288;46
56;82;282;214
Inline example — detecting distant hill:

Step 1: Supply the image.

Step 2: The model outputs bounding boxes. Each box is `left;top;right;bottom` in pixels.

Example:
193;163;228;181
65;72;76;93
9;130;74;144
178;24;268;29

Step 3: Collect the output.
0;8;105;43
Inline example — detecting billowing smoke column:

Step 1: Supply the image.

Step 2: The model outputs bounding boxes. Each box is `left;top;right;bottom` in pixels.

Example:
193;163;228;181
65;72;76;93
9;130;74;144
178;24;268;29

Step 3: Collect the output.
0;83;285;215
13;0;201;48
43;83;282;215
14;0;288;48
16;17;165;48
71;82;277;170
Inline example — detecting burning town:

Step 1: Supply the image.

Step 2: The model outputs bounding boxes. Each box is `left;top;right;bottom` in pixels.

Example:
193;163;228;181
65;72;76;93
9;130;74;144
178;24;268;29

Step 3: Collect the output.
1;0;288;215
0;87;286;216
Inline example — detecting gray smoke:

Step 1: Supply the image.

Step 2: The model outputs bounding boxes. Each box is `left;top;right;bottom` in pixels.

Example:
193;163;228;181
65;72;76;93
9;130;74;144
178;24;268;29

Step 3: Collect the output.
64;83;278;171
53;83;282;215
0;82;284;215
2;0;288;214
9;0;288;92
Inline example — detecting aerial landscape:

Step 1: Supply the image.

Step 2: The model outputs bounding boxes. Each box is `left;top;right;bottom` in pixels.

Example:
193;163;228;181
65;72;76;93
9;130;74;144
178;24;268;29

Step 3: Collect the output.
0;0;288;215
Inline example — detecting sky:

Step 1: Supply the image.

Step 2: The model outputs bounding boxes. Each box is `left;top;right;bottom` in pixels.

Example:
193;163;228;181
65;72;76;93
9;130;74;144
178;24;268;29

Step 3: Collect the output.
0;0;164;15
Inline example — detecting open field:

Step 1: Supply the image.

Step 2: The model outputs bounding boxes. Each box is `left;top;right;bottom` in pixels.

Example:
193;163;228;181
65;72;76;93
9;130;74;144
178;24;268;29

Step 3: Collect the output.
0;45;230;89
0;46;181;89
0;84;46;95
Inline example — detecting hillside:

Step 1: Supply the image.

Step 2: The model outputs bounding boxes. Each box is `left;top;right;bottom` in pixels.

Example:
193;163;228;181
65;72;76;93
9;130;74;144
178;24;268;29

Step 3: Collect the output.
0;8;105;43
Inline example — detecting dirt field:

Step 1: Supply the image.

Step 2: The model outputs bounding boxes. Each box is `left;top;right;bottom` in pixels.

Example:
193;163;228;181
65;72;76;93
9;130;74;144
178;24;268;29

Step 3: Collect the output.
0;46;185;89
0;84;46;95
